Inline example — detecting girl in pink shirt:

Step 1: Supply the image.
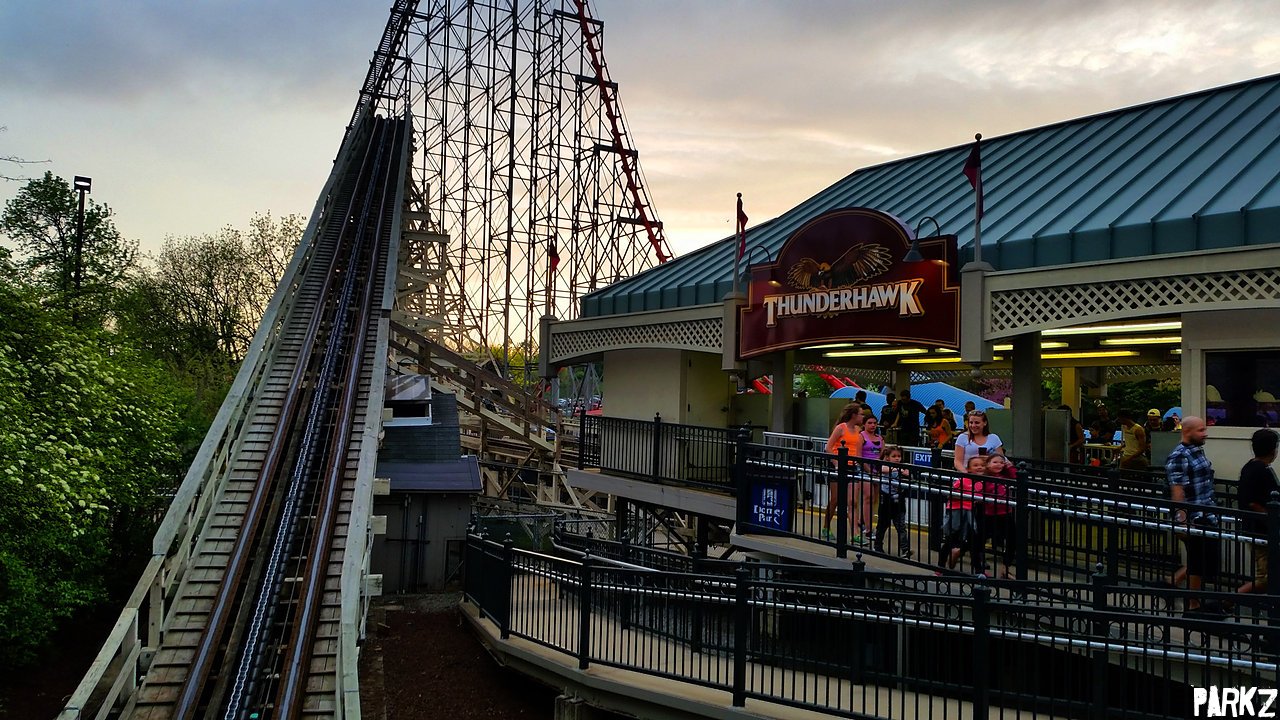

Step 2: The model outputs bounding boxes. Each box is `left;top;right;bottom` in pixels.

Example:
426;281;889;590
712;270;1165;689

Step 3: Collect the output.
939;455;985;573
982;453;1017;578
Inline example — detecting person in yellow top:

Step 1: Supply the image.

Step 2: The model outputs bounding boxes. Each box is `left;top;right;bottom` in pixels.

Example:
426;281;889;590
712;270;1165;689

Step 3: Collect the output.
1143;409;1163;459
1117;409;1148;469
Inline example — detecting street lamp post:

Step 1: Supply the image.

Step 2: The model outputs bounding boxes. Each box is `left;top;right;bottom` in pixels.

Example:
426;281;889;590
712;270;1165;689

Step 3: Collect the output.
72;175;91;322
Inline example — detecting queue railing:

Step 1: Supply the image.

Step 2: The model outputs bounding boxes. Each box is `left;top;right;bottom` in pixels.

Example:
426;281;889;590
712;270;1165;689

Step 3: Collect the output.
465;531;1280;720
576;417;1263;592
1014;454;1240;505
734;430;1277;592
552;528;698;574
577;413;747;493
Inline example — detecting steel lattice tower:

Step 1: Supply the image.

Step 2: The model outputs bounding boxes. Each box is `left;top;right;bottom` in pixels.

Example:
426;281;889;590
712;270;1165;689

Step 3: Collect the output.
353;0;670;373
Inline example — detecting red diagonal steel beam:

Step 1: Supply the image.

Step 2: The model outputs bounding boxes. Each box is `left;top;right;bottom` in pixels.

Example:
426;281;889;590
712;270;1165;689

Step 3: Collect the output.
572;0;671;264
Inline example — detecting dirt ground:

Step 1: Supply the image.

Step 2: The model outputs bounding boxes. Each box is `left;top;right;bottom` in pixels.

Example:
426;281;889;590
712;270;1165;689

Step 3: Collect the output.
360;593;560;720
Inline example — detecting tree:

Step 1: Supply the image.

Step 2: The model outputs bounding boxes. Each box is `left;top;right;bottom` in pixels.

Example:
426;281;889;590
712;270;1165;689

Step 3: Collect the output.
0;203;299;668
975;377;1014;406
0;126;48;182
796;373;834;398
244;212;306;311
115;213;303;366
0;171;137;321
1104;378;1181;418
481;344;536;387
0;277;195;666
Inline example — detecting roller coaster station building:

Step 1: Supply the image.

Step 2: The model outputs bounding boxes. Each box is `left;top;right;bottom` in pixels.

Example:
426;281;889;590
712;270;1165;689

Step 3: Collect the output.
542;72;1280;479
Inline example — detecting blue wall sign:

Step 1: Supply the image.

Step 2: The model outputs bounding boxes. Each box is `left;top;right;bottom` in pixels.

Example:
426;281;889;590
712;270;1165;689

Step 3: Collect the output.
750;480;793;532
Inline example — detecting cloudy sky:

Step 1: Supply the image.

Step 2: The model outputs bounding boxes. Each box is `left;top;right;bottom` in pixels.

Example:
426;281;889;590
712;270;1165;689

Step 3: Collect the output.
3;0;1279;259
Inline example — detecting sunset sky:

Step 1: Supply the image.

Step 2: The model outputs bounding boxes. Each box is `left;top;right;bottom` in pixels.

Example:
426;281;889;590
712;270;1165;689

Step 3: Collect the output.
3;0;1278;259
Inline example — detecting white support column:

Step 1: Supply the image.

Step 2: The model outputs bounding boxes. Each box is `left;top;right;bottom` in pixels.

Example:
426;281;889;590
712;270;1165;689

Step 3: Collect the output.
1011;332;1043;459
960;264;994;366
722;291;746;374
771;351;795;433
538;314;556;379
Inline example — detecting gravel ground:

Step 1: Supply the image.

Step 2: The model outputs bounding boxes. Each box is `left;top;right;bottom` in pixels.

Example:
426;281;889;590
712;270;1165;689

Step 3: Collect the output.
360;593;559;720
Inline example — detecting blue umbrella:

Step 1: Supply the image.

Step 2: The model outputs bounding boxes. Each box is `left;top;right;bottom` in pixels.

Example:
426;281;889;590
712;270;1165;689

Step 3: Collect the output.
1163;406;1182;420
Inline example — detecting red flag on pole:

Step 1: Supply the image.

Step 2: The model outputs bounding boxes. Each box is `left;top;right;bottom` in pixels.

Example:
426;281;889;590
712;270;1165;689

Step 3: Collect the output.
963;136;983;220
736;193;748;260
549;237;561;272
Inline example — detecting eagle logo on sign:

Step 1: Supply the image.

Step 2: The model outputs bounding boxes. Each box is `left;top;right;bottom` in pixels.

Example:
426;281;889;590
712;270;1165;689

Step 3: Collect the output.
786;243;893;290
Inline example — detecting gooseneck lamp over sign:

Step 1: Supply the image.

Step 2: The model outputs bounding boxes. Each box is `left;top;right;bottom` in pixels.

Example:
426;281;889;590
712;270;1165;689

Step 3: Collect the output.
905;215;940;263
741;243;778;289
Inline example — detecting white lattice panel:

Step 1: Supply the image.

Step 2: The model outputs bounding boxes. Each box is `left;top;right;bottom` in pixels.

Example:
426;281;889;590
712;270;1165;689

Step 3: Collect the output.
550;317;722;363
990;268;1280;336
795;365;891;387
1108;363;1180;378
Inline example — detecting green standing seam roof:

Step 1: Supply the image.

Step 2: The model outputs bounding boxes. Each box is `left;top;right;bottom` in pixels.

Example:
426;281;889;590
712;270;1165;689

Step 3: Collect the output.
582;73;1280;319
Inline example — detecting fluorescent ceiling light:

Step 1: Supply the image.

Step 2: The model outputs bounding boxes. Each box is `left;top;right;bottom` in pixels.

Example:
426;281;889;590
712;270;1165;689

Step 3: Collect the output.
1041;350;1139;360
1172;349;1183;355
900;355;1004;365
825;347;927;358
1099;336;1181;346
806;342;860;350
992;341;1068;351
1044;321;1181;337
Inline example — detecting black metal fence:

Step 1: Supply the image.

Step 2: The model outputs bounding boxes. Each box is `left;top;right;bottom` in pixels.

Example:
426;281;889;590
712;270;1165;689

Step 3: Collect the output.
573;415;1269;594
577;413;744;493
1012;455;1241;506
465;532;1280;720
553;527;698;574
736;433;1278;593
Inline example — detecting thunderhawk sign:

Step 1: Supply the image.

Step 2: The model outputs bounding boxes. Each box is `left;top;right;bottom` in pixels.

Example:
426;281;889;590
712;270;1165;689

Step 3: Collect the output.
738;208;960;359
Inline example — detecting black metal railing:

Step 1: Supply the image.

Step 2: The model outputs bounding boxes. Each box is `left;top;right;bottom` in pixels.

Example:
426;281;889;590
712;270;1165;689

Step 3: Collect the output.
1013;455;1240;505
465;532;1280;720
554;516;615;541
552;528;698;574
574;416;1267;595
735;434;1277;592
577;413;743;493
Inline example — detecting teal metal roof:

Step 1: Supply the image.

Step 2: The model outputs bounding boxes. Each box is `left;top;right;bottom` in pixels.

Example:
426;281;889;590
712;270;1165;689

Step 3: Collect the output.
583;73;1280;318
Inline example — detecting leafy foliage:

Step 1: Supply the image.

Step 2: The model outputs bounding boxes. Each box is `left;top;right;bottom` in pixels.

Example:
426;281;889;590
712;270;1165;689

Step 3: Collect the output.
796;372;834;398
115;213;302;365
1101;378;1182;418
0;282;194;665
0;171;137;322
0;175;304;669
480;343;537;387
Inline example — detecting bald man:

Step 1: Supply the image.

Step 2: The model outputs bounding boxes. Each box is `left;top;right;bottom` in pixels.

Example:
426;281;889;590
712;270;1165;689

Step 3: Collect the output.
1165;416;1221;615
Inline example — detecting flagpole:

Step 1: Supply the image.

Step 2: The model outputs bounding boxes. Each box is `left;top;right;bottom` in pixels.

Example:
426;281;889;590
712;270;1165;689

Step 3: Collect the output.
959;132;992;369
732;192;744;295
971;133;983;266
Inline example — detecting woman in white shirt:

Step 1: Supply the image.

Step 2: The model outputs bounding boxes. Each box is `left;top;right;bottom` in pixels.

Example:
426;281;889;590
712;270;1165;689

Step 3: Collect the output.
953;410;1004;472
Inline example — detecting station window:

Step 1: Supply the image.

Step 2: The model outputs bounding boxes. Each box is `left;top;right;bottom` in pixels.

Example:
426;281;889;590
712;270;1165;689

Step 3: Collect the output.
1205;350;1280;427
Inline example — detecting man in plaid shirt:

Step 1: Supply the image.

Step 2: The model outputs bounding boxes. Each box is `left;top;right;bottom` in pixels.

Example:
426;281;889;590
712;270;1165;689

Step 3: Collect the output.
1165;416;1220;615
